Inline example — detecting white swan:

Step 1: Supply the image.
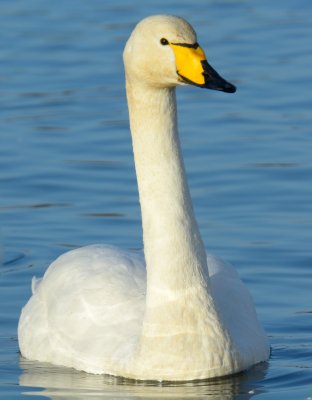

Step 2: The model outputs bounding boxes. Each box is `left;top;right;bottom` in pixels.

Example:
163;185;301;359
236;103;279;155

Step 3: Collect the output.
18;15;269;381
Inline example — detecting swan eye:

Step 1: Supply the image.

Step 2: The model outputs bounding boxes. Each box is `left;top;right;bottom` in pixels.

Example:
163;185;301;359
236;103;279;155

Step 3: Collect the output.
160;38;169;46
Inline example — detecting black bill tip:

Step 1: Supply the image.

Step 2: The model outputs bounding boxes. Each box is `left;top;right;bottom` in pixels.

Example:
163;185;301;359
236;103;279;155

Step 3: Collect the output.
222;82;236;93
201;60;236;93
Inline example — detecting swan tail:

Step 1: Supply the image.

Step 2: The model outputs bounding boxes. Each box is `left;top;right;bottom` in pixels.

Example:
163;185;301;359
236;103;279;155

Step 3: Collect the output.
31;276;42;294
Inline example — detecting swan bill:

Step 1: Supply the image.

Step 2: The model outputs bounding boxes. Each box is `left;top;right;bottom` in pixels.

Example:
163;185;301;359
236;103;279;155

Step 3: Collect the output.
200;59;236;93
170;43;236;93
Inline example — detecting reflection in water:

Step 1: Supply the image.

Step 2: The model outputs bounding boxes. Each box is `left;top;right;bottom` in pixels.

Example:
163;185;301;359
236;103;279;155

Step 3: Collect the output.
19;357;268;399
81;212;124;218
0;203;70;210
2;251;28;275
65;160;123;166
3;251;26;267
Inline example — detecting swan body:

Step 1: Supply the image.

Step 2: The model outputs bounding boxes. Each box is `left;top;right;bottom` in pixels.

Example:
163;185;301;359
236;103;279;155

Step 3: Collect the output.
18;15;269;381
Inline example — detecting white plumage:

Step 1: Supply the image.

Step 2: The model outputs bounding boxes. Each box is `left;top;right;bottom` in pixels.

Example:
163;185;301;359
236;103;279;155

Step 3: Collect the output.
19;15;269;381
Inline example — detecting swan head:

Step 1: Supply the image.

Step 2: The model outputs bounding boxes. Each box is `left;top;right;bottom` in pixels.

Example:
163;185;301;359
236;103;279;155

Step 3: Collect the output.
123;15;236;93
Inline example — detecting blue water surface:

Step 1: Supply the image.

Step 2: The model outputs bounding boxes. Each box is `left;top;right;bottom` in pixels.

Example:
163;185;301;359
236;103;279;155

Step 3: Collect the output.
0;0;311;399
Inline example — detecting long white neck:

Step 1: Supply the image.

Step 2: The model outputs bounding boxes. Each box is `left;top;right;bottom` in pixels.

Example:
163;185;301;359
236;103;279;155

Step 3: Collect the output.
126;80;210;309
125;80;233;378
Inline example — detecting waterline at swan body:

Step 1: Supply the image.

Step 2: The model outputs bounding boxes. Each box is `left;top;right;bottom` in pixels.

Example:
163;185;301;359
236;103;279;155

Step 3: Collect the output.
18;15;270;381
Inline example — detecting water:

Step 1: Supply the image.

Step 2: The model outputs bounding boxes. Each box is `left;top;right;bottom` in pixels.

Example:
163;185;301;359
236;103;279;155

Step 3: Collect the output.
1;0;311;398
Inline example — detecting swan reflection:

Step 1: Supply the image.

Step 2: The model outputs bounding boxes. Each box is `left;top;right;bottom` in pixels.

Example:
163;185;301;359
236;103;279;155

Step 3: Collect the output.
19;357;268;400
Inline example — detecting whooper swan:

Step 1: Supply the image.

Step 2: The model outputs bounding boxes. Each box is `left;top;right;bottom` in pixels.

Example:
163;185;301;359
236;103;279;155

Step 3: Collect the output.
18;15;269;381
